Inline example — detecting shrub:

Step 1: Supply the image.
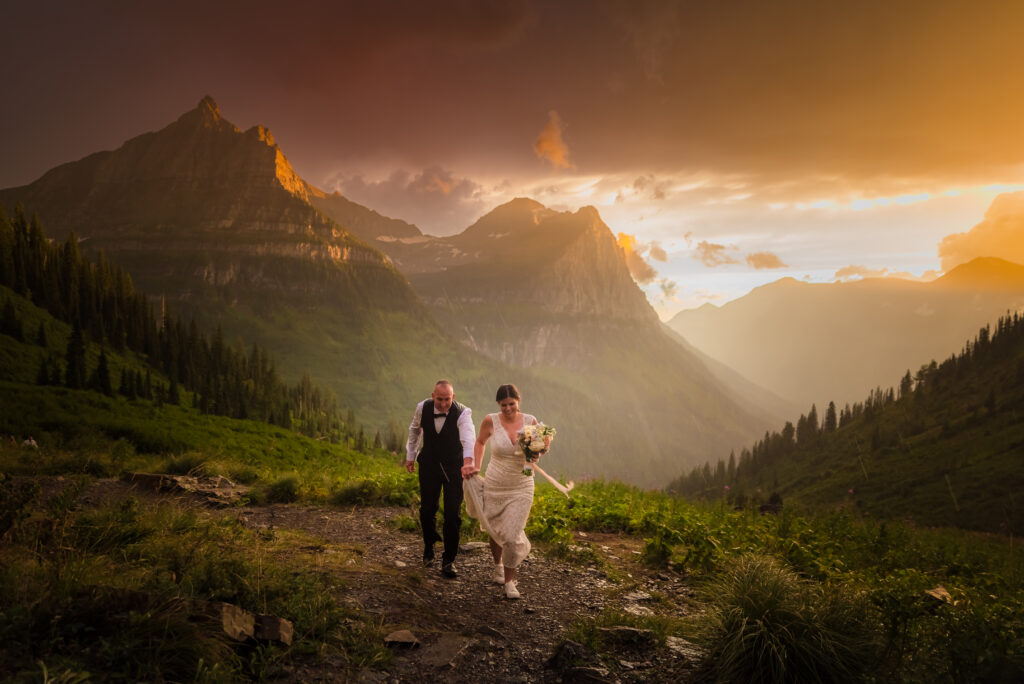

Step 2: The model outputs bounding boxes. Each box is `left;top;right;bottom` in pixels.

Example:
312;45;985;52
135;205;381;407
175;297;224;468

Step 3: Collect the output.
694;553;879;683
266;476;300;503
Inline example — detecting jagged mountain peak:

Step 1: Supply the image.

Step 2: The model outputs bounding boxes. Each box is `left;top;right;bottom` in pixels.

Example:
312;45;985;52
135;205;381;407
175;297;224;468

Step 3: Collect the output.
172;95;237;134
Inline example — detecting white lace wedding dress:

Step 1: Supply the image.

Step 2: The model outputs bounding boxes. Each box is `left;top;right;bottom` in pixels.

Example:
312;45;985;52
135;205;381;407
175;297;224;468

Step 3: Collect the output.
465;412;535;568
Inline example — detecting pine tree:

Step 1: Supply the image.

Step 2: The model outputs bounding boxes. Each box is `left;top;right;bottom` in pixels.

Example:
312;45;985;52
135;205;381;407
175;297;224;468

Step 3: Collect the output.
824;401;838;432
119;367;134;398
95;350;113;396
64;322;86;389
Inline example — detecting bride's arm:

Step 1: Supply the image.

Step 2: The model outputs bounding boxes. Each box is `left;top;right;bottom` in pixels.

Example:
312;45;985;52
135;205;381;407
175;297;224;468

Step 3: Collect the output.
473;415;494;471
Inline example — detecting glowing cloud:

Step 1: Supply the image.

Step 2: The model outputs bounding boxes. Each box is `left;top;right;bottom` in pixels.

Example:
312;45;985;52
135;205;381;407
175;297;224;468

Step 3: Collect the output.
938;191;1024;271
746;251;788;269
617;232;658;284
833;265;939;282
534;110;572;169
694;241;740;267
834;265;891;281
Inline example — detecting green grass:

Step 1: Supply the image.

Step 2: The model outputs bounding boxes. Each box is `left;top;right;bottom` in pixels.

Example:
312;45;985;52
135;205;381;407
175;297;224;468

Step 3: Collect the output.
0;483;390;681
532;480;1023;682
693;553;878;683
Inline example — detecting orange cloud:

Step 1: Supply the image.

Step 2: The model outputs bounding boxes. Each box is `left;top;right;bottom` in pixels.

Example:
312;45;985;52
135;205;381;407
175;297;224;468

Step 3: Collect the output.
745;251;788;269
833;265;939;282
534;110;572;169
617;232;657;283
694;241;740;267
938;191;1024;271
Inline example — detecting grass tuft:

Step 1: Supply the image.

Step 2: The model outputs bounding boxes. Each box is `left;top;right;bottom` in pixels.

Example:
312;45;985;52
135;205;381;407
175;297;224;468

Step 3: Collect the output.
694;553;879;683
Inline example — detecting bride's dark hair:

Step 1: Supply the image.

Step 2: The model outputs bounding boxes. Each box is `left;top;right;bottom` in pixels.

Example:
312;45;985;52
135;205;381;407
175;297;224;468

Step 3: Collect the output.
495;384;521;402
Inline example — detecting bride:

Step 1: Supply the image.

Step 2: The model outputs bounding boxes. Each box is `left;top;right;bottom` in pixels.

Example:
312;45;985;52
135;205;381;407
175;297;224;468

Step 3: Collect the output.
462;383;549;600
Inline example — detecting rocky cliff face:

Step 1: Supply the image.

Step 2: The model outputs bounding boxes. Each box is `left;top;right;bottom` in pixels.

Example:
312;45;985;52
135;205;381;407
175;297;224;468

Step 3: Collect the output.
399;199;660;366
0;97;412;308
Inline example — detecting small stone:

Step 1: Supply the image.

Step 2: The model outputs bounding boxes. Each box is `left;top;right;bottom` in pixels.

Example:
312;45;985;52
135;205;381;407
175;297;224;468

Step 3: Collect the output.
394;560;407;568
384;629;420;648
478;625;509;641
459;541;490;551
665;635;703;661
623;591;651;602
547;640;598;670
562;666;613;683
254;614;294;646
597;626;656;648
925;585;951;604
623;603;654;617
524;606;536;614
212;602;254;641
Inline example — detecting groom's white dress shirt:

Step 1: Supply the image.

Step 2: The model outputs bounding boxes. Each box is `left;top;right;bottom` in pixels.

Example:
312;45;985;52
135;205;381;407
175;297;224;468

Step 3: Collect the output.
406;399;476;463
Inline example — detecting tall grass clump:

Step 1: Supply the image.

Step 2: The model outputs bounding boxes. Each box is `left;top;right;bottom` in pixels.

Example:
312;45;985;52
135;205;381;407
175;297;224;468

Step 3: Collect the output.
694;553;879;683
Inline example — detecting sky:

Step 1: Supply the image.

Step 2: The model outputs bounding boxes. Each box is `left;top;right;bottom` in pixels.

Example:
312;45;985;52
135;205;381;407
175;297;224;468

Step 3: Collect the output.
3;0;1024;317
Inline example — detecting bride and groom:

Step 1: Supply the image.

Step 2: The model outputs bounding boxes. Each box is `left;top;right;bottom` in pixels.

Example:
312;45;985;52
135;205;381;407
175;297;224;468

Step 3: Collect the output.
405;380;548;599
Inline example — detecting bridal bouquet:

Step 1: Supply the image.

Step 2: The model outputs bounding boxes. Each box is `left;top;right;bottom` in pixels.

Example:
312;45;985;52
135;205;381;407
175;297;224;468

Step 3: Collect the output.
518;423;556;475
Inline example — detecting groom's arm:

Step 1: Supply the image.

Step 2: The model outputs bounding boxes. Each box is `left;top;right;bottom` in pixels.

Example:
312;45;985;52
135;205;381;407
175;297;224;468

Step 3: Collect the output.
458;408;478;478
457;407;475;463
405;401;423;473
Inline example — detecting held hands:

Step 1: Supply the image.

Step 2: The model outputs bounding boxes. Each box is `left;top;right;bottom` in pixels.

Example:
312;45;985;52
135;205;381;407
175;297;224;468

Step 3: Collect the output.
461;461;479;479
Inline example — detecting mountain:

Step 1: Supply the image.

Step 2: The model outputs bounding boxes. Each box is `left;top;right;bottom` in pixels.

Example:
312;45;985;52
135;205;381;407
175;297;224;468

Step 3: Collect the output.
666;259;1024;410
0;97;492;425
350;197;778;484
670;313;1024;534
0;97;774;485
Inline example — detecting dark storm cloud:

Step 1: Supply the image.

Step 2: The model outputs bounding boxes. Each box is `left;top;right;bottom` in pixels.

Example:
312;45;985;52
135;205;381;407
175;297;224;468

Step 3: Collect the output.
3;0;1024;201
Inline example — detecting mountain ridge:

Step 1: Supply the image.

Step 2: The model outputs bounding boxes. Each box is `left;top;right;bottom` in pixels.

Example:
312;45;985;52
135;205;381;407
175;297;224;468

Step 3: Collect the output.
668;257;1024;409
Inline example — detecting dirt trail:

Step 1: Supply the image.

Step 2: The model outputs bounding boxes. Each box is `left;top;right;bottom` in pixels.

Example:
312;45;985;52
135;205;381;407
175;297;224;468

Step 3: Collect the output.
49;478;705;682
238;504;703;683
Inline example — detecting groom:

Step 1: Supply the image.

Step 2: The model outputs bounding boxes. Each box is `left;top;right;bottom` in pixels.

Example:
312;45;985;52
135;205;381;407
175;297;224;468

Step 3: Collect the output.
405;380;475;578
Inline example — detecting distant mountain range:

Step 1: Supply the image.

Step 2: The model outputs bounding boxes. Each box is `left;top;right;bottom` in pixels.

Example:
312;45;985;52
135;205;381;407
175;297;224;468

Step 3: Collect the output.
667;259;1024;411
0;97;774;485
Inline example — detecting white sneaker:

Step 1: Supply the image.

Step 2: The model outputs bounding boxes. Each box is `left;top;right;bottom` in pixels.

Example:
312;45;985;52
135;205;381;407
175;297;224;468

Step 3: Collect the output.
504;581;520;600
492;564;505;585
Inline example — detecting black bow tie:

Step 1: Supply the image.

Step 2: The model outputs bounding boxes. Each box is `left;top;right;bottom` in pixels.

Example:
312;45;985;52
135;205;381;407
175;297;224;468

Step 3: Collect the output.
434;413;448;418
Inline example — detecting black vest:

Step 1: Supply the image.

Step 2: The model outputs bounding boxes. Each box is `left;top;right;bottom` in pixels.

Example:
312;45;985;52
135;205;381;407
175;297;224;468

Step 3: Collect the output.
418;400;465;464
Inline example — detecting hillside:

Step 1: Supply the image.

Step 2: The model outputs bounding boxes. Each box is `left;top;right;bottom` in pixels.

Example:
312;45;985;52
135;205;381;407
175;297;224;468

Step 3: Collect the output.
670;313;1024;534
667;258;1024;409
0;97;488;427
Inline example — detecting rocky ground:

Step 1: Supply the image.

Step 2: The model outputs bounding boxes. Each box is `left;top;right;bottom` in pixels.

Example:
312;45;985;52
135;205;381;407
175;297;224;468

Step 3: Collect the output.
42;476;708;683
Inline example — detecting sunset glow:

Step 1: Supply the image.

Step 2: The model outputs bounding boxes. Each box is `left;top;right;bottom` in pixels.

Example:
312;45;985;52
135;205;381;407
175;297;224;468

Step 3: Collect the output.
2;1;1024;318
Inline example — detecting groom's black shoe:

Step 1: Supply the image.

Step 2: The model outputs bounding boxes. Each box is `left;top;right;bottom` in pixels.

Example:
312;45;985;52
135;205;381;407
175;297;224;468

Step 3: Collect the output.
440;562;458;579
422;547;435;568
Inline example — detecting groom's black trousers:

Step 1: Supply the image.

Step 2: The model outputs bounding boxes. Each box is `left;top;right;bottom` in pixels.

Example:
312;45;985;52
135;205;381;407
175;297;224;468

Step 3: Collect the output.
418;456;463;564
